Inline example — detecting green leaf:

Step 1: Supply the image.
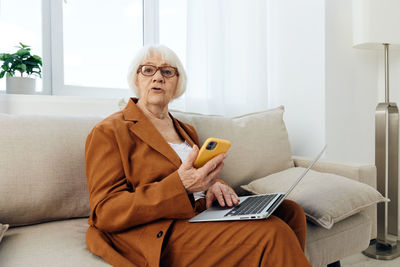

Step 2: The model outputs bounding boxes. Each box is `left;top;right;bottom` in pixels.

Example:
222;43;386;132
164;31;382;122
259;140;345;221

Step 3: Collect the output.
3;55;14;62
17;48;29;57
0;71;5;78
32;55;42;61
16;64;27;71
24;60;37;66
2;65;9;71
0;53;9;61
19;42;29;48
32;70;41;76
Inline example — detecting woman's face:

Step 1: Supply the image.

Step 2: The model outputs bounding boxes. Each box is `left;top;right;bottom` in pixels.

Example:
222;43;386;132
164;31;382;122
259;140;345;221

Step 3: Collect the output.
135;51;179;108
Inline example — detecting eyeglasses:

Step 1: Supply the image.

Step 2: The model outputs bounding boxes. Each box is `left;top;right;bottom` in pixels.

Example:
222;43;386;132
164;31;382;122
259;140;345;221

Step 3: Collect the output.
137;64;179;78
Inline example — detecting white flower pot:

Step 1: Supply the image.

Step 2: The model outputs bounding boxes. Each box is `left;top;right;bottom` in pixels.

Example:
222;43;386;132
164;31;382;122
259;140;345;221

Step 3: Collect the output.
6;77;36;94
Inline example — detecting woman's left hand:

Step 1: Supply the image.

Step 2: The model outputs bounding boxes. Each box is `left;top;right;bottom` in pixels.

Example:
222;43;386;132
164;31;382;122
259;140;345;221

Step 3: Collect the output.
205;182;240;209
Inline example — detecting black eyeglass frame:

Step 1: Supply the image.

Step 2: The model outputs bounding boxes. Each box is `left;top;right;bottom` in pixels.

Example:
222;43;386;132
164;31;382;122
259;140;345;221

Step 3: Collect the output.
137;64;179;78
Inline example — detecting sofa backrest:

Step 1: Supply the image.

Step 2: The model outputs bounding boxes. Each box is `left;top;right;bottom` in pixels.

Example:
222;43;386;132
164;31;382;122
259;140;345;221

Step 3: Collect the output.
172;106;294;195
0;113;104;226
0;106;294;226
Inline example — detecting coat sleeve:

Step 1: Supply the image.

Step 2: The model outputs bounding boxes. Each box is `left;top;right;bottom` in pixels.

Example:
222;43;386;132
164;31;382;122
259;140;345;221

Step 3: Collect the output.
85;125;196;233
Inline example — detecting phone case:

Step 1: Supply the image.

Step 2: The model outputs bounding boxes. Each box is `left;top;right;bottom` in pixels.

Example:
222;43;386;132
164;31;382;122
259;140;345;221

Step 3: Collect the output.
193;137;231;168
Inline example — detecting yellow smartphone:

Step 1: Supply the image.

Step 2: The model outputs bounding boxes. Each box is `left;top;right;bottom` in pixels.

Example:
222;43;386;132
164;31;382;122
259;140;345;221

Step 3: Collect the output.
193;138;231;168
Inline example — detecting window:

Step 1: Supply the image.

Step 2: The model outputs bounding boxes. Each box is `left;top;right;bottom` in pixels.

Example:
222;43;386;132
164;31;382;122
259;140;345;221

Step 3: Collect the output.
50;0;143;97
1;0;188;98
52;0;188;98
62;0;142;90
0;0;42;92
159;0;187;67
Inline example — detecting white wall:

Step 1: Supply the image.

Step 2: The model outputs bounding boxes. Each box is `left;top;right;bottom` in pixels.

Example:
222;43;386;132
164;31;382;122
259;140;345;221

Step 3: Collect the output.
268;0;325;157
325;0;378;164
268;0;399;166
387;50;400;106
268;0;400;237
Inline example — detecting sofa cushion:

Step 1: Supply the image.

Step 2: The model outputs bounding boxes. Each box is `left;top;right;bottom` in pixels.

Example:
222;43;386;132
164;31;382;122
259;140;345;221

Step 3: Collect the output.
0;114;103;226
0;214;370;267
171;106;294;195
241;167;386;229
0;218;110;267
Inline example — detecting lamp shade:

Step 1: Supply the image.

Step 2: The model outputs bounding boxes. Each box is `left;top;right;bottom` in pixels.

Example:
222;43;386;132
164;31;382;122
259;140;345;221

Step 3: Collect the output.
353;0;400;49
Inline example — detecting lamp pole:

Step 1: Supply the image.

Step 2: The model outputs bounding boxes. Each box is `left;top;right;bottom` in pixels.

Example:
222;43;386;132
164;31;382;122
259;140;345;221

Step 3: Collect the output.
363;43;400;259
385;44;389;103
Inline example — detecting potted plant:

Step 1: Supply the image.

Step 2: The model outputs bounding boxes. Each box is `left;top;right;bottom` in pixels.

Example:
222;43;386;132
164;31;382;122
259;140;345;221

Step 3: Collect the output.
0;42;42;94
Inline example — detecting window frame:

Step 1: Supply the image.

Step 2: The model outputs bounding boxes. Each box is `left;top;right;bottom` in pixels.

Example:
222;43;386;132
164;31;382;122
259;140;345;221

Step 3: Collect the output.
42;0;159;98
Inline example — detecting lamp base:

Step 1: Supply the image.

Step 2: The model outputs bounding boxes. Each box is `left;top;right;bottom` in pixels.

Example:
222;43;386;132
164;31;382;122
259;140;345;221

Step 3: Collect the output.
362;241;400;260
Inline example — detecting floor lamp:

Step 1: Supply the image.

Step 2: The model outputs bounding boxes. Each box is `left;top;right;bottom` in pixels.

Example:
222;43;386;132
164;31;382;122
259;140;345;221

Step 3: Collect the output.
352;0;400;259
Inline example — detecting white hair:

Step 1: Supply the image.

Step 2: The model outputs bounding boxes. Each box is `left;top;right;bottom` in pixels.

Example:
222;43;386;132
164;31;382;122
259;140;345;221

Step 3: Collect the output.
127;45;187;99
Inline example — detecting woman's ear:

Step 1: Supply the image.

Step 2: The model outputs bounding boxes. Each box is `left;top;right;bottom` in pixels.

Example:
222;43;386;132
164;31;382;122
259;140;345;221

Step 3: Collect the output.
172;80;180;99
135;75;139;88
130;76;140;99
134;75;141;96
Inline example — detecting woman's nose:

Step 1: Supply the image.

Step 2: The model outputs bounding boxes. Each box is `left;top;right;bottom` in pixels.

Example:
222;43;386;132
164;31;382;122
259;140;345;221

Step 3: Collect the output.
152;70;165;83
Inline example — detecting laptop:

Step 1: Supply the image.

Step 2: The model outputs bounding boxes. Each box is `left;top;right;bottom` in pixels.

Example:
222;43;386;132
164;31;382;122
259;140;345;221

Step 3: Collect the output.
189;145;326;223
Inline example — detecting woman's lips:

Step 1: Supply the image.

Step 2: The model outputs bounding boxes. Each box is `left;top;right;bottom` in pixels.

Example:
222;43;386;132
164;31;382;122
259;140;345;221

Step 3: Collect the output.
152;87;162;91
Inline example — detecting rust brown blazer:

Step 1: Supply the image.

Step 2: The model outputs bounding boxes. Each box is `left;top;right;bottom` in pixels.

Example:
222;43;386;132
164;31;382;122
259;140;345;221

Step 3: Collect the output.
85;98;214;266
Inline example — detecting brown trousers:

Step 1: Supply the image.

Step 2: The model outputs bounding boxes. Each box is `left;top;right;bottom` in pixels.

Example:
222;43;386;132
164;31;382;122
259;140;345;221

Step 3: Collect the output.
160;199;311;267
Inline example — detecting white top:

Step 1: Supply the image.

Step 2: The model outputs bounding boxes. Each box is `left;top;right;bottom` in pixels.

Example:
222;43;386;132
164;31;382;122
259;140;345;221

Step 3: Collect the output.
168;140;205;201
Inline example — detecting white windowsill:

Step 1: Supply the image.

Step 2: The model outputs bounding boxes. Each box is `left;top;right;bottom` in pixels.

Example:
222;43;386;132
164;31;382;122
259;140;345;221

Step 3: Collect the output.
0;93;128;116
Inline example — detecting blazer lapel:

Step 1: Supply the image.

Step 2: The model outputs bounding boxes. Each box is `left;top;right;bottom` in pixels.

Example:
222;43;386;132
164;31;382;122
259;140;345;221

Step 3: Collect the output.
123;98;182;168
171;115;196;147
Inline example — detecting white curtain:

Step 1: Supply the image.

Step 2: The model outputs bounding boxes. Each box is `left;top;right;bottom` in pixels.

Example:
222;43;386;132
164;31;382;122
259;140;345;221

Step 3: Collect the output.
183;0;269;116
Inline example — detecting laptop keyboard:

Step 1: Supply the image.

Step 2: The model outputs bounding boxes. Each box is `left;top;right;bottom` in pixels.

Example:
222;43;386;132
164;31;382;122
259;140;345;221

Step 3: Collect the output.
224;194;278;217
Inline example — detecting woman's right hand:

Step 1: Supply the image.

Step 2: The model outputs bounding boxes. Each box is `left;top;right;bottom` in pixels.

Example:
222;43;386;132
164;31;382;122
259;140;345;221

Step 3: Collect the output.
178;145;226;194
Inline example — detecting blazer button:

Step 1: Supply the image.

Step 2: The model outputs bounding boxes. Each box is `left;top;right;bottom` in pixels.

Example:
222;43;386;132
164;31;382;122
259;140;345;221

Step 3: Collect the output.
157;231;163;238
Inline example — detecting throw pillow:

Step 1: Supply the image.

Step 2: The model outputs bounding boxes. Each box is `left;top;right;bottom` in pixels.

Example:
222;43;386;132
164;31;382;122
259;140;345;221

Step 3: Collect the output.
0;223;9;243
241;167;387;229
0;114;104;226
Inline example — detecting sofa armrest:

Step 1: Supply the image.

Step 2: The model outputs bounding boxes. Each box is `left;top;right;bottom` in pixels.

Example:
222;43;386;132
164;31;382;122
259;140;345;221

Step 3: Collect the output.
293;156;377;240
292;156;376;188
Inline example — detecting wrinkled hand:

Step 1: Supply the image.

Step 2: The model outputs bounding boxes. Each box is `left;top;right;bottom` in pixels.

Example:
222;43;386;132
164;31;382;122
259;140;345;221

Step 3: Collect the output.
178;145;226;194
206;182;240;209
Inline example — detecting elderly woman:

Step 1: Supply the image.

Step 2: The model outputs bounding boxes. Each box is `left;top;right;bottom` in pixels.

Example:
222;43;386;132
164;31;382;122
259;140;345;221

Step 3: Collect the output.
85;45;311;267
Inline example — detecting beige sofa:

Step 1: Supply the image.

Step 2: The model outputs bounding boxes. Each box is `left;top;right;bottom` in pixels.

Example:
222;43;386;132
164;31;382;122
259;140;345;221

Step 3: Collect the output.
0;106;376;267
